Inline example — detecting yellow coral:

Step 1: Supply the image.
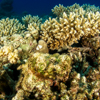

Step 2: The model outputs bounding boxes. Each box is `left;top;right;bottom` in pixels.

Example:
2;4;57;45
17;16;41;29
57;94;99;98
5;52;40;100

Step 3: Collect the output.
0;45;20;64
40;7;100;51
52;3;80;17
27;22;40;39
52;4;68;17
0;17;25;36
3;45;14;55
22;14;42;26
8;49;19;64
52;3;100;17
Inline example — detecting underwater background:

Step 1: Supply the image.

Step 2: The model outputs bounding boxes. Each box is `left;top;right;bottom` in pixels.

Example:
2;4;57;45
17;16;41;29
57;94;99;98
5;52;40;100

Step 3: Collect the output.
0;0;100;17
13;0;100;15
0;0;99;16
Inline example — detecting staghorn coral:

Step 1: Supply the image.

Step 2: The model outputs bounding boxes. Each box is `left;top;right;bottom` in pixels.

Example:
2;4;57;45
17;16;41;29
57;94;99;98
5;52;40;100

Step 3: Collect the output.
0;17;25;37
52;3;100;17
22;14;42;27
82;4;100;13
27;22;40;39
40;7;100;51
52;4;68;17
52;3;80;17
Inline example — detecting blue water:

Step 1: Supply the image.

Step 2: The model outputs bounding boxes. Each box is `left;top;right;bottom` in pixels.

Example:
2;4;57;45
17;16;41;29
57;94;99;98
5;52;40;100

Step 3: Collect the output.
12;0;100;16
0;0;100;16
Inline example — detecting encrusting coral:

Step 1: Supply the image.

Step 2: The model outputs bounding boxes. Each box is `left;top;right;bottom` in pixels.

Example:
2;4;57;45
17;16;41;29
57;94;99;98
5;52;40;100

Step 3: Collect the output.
35;40;49;53
15;52;72;99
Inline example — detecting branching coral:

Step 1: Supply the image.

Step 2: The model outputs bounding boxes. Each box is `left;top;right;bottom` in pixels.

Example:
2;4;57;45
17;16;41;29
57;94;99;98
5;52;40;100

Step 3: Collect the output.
82;4;100;13
40;7;100;51
0;17;25;37
52;4;68;17
27;22;40;39
52;3;100;17
52;3;80;17
22;14;42;27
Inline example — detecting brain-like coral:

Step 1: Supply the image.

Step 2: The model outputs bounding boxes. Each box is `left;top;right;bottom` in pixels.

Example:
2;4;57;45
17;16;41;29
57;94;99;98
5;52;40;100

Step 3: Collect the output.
0;45;19;64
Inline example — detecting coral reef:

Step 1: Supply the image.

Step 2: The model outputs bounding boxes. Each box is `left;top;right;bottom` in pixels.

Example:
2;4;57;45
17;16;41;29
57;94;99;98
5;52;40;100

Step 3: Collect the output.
40;7;100;51
22;14;42;27
52;3;100;17
52;3;80;17
0;45;19;64
27;22;40;39
0;17;25;37
15;52;72;99
35;40;49;53
0;3;100;100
